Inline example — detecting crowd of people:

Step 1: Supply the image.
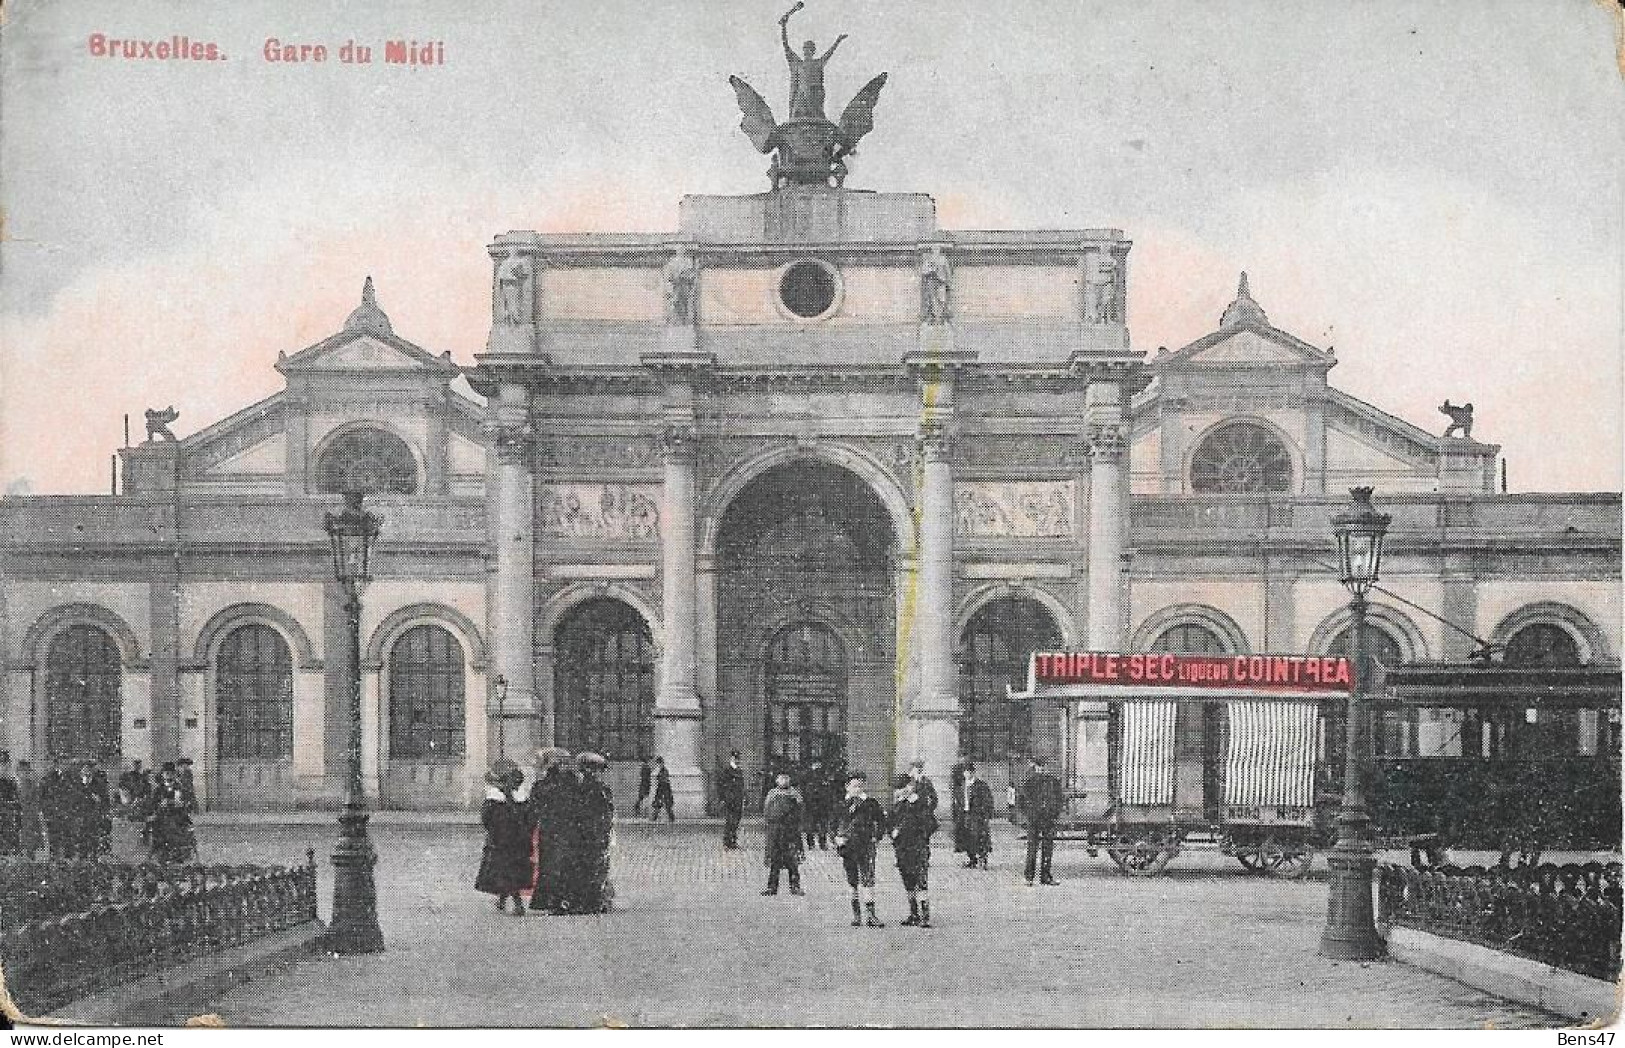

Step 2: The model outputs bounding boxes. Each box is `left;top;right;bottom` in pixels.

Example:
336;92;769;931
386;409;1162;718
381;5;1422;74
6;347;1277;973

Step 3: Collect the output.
0;752;197;863
475;749;616;916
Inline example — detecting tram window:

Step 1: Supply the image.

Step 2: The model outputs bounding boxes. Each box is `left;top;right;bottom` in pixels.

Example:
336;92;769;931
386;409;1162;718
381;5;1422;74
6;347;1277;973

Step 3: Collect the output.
1414;708;1463;758
1577;709;1599;757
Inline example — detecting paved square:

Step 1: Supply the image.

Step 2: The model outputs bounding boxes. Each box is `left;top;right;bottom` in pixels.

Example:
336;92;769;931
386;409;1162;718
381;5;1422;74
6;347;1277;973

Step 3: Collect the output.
105;819;1559;1028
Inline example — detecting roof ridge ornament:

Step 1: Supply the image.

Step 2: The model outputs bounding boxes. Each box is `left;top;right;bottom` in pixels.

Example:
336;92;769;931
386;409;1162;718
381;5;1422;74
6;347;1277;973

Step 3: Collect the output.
343;275;394;336
1219;270;1270;330
728;2;888;189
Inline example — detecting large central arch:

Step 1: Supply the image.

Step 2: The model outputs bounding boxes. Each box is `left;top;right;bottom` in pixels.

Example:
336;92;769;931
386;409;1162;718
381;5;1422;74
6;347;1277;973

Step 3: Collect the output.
709;457;901;795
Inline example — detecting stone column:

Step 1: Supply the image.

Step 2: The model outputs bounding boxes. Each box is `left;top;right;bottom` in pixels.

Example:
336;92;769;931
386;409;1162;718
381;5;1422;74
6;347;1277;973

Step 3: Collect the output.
1085;382;1129;650
908;418;960;785
487;383;536;762
654;422;705;815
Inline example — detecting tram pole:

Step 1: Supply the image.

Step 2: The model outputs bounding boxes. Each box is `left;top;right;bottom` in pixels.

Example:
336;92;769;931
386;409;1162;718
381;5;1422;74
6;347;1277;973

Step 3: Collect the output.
1320;487;1389;961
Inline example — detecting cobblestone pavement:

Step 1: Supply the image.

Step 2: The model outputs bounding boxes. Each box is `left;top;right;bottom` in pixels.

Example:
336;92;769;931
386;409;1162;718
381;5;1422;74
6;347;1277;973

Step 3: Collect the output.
117;820;1563;1029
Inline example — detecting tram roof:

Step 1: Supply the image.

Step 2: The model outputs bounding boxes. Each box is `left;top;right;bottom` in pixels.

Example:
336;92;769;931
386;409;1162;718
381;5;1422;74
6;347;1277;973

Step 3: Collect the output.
1379;661;1622;707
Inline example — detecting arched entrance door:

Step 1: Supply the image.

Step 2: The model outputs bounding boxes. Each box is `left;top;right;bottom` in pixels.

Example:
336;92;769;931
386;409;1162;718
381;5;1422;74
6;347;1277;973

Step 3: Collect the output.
717;462;895;795
764;622;848;768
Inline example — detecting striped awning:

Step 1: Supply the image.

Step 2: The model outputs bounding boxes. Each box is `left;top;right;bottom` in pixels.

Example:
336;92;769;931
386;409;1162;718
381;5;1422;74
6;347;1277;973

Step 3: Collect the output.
1118;701;1177;805
1224;701;1317;807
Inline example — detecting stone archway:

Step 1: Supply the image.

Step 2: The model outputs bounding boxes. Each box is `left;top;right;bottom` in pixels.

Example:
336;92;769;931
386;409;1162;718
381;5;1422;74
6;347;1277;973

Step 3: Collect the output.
713;461;898;793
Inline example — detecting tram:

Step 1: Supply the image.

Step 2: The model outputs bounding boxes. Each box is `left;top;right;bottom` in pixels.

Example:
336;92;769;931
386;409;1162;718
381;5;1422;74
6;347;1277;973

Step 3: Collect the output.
1010;651;1353;877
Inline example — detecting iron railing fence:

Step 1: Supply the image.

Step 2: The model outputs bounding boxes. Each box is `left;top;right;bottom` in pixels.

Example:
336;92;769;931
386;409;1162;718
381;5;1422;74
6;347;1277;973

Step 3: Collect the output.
0;853;318;1015
1377;861;1622;981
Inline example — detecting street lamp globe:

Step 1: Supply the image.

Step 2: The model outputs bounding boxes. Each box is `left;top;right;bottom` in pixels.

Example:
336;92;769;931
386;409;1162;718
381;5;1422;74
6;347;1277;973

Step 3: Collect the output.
1332;486;1390;597
324;491;382;588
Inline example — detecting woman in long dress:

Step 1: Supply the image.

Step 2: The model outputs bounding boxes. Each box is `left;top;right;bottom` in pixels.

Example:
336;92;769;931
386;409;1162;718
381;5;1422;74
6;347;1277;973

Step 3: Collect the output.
475;759;535;916
528;748;574;913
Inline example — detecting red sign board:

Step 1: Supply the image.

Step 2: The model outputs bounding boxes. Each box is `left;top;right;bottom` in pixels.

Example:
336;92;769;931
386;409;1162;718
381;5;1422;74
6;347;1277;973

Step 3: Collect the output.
1032;652;1355;692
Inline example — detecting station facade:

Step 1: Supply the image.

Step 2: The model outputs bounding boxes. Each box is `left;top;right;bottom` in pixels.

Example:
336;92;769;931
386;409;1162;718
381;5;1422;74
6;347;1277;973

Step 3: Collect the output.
2;185;1618;812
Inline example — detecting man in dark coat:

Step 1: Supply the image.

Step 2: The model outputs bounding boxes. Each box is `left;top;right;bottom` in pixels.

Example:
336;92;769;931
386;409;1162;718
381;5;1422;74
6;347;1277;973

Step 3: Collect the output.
801;758;833;850
1018;755;1064;886
834;771;886;927
149;763;195;863
634;756;652;816
649;756;675;823
40;763;69;858
16;760;43;859
475;760;536;916
84;762;113;857
564;752;615;914
954;763;995;868
717;750;745;850
528;749;575;913
176;758;198;813
0;752;21;856
760;771;805;895
889;774;938;927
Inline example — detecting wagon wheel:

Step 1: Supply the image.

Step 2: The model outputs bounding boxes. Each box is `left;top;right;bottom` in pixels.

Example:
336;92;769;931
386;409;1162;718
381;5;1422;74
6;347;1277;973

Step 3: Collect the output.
1261;837;1314;879
1235;845;1266;873
1108;836;1172;876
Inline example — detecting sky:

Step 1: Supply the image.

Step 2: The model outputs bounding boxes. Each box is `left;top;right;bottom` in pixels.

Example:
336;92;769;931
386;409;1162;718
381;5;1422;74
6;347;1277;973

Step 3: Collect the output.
1;0;1621;495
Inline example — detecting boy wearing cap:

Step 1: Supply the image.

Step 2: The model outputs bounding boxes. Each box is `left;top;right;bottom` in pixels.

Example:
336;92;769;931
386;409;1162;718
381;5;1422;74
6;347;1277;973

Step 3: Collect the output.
890;774;939;928
718;750;745;850
834;772;886;927
760;771;805;896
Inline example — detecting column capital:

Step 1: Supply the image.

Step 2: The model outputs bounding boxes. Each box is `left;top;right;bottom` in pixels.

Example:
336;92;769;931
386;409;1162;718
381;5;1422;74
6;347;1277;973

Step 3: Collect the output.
661;423;699;464
918;419;954;463
1087;424;1127;463
487;421;534;465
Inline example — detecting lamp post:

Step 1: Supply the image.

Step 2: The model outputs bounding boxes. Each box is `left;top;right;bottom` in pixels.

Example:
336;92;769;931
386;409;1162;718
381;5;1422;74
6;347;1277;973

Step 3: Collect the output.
322;491;385;954
493;674;509;760
1319;486;1391;961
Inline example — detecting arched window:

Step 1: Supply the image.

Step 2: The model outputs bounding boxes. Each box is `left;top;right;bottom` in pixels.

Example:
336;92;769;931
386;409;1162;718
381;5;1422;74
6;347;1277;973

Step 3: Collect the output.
1190;423;1292;494
1149;623;1228;654
46;625;122;763
958;598;1063;762
217;625;293;760
388;625;466;760
1504;624;1582;667
1327;624;1404;673
555;600;655;760
764;622;847;765
315;427;418;495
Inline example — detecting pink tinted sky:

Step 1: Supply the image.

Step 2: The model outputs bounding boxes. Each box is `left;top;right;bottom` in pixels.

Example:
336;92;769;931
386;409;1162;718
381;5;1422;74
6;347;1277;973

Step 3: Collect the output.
1;0;1620;495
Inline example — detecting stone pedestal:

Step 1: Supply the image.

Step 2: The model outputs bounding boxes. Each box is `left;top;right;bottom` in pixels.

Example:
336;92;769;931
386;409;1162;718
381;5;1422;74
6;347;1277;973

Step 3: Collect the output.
653;710;706;818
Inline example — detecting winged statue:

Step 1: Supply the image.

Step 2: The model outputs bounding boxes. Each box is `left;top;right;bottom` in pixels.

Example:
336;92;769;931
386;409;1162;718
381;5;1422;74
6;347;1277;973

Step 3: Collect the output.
728;3;888;188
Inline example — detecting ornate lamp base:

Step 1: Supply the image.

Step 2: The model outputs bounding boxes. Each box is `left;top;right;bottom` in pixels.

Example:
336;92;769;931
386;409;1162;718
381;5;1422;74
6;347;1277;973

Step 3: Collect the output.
1318;845;1386;961
324;803;384;954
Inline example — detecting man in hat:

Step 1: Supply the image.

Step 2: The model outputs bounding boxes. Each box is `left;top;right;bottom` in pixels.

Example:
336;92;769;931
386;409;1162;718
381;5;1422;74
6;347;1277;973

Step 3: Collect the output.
834;771;886;927
40;761;69;858
566;752;615;914
176;757;198;813
801;757;833;850
529;748;575;913
717;750;745;850
954;762;995;869
889;773;938;927
1018;755;1064;886
649;756;675;823
634;755;652;817
760;771;805;896
149;762;195;863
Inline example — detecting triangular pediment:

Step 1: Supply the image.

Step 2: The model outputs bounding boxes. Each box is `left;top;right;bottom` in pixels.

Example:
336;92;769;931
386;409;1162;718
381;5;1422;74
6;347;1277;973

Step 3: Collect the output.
1156;323;1334;370
277;330;458;376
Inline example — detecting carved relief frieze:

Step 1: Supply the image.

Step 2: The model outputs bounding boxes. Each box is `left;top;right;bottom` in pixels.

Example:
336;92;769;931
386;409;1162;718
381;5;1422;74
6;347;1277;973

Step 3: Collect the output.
954;481;1075;539
536;483;661;541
